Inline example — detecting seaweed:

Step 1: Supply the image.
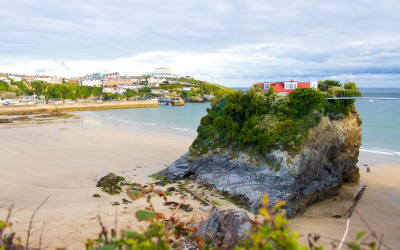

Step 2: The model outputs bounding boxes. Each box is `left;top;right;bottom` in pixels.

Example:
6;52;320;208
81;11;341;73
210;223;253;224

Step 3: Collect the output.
96;173;126;195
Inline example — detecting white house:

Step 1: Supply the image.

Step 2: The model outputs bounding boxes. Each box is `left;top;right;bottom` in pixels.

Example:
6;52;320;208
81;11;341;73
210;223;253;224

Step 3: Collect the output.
81;79;102;87
148;76;166;84
182;87;191;91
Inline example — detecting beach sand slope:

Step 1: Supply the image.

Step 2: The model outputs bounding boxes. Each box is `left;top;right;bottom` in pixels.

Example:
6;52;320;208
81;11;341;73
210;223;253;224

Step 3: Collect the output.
1;119;399;249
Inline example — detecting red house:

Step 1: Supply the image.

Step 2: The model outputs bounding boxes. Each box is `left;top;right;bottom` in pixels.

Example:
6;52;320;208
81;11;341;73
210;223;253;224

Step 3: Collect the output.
258;80;318;95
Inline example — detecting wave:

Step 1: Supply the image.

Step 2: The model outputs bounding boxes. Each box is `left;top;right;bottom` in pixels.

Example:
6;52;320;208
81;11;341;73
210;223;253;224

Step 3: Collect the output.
170;126;193;132
138;122;157;126
360;147;400;156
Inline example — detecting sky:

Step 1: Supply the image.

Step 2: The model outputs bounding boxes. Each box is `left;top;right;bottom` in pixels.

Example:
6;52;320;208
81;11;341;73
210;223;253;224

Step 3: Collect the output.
1;0;400;87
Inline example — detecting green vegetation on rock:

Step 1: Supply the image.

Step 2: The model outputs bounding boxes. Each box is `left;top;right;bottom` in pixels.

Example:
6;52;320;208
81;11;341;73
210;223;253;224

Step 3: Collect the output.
191;83;358;157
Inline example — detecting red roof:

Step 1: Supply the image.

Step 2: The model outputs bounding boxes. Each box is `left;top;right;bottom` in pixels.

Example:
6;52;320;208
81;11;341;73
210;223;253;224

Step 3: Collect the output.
258;81;312;94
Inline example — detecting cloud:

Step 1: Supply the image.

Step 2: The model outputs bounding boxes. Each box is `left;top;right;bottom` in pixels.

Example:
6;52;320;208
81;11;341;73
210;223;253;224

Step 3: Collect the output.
0;0;400;87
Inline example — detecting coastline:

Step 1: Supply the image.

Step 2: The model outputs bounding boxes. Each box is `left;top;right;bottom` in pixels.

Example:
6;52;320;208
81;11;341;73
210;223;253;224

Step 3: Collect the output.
1;114;399;249
0;100;158;115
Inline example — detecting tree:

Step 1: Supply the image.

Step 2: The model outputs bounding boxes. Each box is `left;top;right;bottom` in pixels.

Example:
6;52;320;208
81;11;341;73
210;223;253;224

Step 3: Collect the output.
318;79;341;92
288;88;326;117
0;80;13;92
139;87;152;93
344;80;358;90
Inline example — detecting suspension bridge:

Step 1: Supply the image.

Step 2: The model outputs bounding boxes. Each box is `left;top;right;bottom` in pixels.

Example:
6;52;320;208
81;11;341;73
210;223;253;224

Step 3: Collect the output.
320;84;400;100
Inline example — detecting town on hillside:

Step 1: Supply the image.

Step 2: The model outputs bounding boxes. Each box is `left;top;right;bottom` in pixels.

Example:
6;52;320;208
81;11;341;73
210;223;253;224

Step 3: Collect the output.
0;68;229;107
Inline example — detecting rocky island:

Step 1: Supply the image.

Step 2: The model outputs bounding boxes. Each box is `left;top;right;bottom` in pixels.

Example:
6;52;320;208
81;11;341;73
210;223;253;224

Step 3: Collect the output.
159;85;362;218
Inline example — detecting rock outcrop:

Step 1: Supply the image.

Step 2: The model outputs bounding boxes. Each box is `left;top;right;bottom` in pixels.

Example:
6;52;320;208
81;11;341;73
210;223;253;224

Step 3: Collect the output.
189;209;252;249
159;114;361;218
183;96;205;103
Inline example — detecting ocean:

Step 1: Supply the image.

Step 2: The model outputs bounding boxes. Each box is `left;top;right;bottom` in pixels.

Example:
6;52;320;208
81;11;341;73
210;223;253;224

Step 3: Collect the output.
79;88;400;162
79;102;210;139
356;88;400;161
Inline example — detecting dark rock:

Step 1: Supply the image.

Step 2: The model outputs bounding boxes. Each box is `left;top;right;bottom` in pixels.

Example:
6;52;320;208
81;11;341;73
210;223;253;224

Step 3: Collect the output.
190;209;252;249
183;96;205;103
159;115;361;218
164;201;193;212
181;204;193;212
166;187;176;192
122;198;132;204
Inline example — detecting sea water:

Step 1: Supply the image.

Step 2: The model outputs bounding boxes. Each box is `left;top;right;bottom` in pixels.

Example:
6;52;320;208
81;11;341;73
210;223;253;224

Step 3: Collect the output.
79;88;400;162
79;102;210;138
356;88;400;161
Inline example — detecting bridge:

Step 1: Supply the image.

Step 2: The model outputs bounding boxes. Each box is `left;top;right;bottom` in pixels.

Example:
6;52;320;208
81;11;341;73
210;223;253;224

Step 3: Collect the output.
320;84;400;100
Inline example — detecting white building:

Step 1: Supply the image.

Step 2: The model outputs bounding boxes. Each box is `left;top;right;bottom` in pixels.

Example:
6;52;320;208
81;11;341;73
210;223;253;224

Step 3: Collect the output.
145;67;180;78
102;87;126;94
148;76;166;84
81;79;102;87
118;84;143;90
0;76;10;83
9;75;22;81
103;72;120;79
1;99;20;105
182;87;191;91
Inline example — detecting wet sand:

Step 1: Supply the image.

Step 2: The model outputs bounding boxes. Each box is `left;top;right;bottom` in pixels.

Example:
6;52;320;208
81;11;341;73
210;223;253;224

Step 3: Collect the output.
1;117;399;249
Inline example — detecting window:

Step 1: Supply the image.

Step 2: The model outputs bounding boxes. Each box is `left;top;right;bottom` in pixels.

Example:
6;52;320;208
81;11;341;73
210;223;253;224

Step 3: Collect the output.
264;83;270;90
285;83;297;89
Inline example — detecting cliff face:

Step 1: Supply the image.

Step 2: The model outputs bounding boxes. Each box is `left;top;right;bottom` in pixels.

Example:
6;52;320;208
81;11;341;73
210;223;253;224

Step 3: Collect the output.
159;114;361;218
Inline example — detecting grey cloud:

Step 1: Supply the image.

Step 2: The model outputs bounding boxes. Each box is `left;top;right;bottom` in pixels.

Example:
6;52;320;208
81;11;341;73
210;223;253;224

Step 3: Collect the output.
1;0;400;86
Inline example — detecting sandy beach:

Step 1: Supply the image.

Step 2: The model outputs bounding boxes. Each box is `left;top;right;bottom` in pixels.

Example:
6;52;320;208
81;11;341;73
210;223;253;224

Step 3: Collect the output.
289;160;400;249
1;115;400;249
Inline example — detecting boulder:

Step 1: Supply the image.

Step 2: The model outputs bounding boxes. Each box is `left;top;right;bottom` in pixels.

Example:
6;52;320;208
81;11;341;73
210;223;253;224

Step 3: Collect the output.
159;115;361;218
190;209;252;249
